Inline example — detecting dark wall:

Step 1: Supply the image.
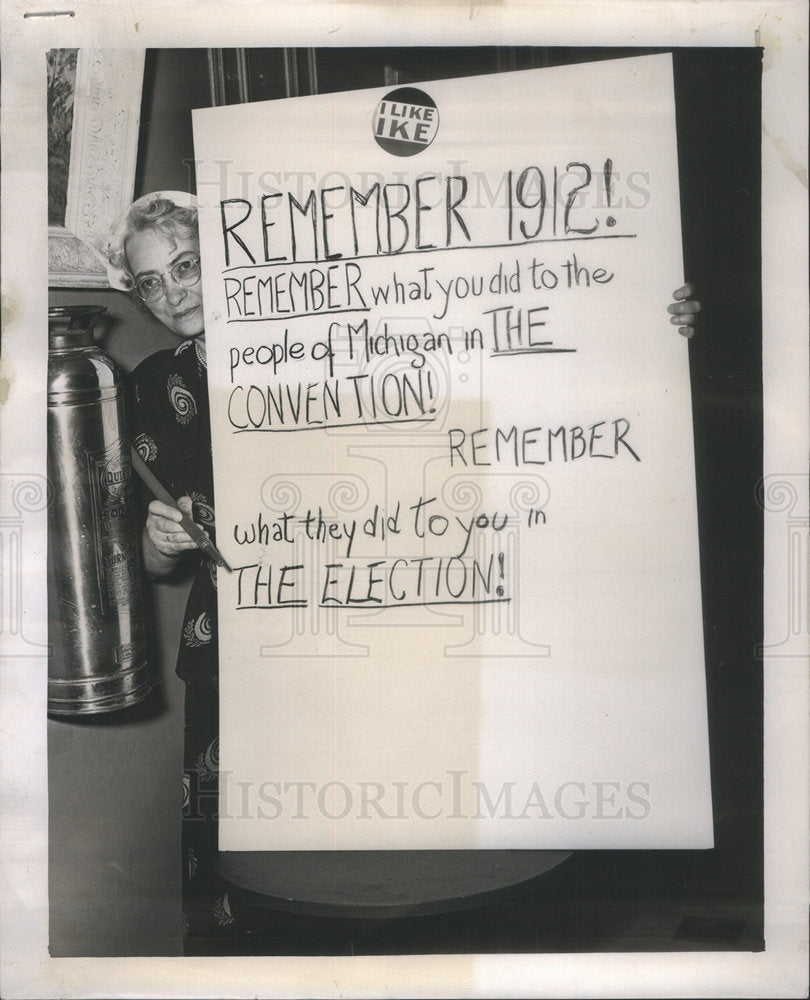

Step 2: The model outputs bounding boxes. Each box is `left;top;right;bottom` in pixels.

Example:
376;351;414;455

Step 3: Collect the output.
675;47;764;931
135;48;211;198
48;47;763;956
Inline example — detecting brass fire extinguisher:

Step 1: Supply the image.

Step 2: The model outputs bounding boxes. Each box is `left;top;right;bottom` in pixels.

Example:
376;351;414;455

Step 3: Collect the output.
47;306;150;715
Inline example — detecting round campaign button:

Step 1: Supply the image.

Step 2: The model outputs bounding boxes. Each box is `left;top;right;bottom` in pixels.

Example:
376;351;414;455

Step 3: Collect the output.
373;86;439;156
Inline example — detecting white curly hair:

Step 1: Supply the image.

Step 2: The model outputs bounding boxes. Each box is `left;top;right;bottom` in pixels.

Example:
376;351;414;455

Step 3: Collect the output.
105;191;198;292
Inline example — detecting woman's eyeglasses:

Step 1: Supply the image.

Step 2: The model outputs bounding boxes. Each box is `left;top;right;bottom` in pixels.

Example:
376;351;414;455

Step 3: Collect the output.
134;257;201;303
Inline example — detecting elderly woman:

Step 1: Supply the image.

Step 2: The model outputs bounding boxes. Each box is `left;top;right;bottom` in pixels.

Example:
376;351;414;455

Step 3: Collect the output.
107;189;701;953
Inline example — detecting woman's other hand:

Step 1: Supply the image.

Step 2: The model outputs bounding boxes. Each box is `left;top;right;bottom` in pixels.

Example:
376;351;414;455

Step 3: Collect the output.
143;496;205;576
668;283;701;338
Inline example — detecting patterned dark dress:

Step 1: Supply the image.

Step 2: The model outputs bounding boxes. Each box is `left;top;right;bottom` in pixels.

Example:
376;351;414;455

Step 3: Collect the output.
127;339;241;951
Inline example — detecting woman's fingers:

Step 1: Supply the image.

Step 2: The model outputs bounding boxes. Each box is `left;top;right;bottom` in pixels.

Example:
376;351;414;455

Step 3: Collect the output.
146;497;199;555
668;299;701;316
668;287;700;339
147;523;197;555
147;500;186;536
148;498;182;521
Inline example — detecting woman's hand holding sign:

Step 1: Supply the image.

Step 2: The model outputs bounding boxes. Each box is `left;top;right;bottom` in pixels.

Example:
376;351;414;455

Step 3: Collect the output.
669;283;701;337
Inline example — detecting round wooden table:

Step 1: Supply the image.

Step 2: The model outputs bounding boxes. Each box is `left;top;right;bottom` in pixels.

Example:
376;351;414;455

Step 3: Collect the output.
218;850;572;919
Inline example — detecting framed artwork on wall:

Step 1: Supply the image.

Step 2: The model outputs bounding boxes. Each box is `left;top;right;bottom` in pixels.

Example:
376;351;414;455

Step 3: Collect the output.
47;48;144;288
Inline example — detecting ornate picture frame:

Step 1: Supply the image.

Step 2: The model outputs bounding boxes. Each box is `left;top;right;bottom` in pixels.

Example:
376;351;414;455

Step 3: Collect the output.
48;49;145;288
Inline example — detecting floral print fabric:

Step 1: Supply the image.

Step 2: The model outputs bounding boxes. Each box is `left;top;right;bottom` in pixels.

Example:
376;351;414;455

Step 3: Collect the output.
127;340;242;949
127;339;217;684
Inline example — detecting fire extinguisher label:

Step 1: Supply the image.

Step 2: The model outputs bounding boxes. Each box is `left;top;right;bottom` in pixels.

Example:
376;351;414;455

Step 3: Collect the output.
87;442;141;615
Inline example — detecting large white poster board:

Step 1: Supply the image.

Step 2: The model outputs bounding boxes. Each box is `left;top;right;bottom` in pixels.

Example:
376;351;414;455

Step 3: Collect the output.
193;53;713;850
